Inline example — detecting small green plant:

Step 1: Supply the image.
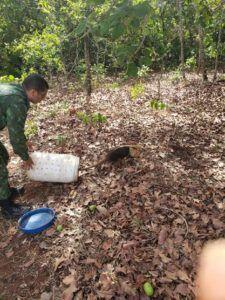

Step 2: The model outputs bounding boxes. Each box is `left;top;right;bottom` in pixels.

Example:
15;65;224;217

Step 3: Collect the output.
92;113;107;124
55;135;67;146
149;99;167;110
76;111;107;126
76;111;90;125
130;83;145;100
25;120;38;138
138;65;150;78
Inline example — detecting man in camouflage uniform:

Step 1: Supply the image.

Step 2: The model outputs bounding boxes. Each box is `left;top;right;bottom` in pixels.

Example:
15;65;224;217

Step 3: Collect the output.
0;74;49;219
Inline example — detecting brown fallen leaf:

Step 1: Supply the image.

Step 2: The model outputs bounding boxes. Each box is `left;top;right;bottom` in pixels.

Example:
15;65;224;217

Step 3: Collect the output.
63;275;75;286
97;206;108;216
135;274;146;287
122;240;137;249
0;241;9;249
40;292;52;300
84;258;102;269
212;218;224;229
24;259;34;268
158;252;171;263
96;289;115;300
158;227;168;245
104;229;116;238
120;280;136;296
5;249;14;258
62;280;78;300
175;283;189;296
45;227;55;237
39;241;49;250
102;240;112;251
54;255;66;271
176;270;190;283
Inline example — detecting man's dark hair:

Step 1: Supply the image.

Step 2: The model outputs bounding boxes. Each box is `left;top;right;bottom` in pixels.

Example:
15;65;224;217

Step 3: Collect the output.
22;74;49;92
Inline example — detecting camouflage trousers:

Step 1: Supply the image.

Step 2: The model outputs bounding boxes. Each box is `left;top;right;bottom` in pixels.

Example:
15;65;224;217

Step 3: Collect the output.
0;141;11;200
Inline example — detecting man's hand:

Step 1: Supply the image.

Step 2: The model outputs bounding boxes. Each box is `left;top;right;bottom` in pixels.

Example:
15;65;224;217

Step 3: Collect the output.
26;141;34;151
22;157;34;170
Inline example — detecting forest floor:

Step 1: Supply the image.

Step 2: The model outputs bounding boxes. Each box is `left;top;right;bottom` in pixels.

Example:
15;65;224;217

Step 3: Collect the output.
0;73;224;300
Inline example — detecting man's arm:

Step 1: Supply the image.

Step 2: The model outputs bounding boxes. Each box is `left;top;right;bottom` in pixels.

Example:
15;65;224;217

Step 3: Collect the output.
6;96;29;161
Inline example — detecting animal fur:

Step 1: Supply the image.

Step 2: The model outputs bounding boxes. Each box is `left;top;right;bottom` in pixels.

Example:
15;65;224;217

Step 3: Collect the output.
83;145;141;170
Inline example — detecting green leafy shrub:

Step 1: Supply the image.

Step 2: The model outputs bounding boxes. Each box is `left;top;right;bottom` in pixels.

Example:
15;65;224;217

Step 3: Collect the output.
15;29;63;74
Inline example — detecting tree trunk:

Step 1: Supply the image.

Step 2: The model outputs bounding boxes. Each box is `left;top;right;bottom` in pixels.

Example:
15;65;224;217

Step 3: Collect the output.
177;0;185;79
213;28;221;82
84;31;92;112
198;25;208;82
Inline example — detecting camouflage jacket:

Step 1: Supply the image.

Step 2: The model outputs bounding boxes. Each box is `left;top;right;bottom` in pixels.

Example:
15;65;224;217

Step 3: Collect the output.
0;84;30;161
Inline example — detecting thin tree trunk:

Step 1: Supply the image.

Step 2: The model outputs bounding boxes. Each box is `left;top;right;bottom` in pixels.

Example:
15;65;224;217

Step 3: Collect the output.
198;25;208;81
84;31;92;112
213;28;221;82
177;0;185;79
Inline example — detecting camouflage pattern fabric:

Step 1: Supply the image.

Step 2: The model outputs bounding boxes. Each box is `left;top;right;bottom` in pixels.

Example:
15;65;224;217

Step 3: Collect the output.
0;141;11;200
0;84;30;200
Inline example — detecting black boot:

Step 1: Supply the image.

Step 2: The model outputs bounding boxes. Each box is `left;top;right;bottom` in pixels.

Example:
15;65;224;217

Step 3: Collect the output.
0;199;30;220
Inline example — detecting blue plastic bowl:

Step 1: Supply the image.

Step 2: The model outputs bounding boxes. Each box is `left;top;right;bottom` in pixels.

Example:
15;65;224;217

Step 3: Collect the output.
18;207;56;234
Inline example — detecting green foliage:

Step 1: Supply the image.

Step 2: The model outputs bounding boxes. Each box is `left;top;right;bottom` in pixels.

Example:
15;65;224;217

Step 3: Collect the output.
76;111;107;125
92;63;106;79
0;75;18;83
76;111;90;125
15;29;63;74
0;0;225;77
185;57;196;70
138;65;150;79
25;120;38;138
130;83;145;100
92;112;107;124
149;99;167;110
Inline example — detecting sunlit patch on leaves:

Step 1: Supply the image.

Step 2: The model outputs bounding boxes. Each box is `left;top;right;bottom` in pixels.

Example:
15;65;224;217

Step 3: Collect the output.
25;120;38;138
137;65;150;79
104;82;120;90
170;70;182;83
130;83;145;100
0;75;18;83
